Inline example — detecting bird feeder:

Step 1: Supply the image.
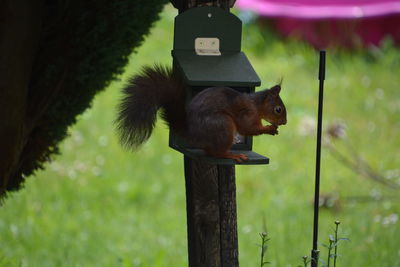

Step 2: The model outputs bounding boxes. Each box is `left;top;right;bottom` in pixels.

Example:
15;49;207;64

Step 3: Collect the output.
169;6;269;165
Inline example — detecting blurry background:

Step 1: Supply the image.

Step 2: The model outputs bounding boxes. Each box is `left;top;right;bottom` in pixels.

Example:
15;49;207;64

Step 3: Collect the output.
236;0;400;49
0;2;399;266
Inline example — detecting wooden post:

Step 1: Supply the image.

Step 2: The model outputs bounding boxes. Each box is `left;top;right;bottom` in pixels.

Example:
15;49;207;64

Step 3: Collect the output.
184;156;239;267
171;1;240;266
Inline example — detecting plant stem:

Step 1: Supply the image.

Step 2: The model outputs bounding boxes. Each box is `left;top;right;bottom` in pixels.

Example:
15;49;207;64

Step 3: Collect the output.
327;238;333;267
260;240;264;267
303;256;308;267
334;221;340;267
260;232;268;267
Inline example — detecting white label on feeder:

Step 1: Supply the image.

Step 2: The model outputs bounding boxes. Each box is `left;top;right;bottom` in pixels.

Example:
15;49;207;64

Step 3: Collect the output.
195;38;221;56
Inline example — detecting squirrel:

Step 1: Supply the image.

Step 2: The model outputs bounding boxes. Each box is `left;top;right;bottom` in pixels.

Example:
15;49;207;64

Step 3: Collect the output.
116;65;287;162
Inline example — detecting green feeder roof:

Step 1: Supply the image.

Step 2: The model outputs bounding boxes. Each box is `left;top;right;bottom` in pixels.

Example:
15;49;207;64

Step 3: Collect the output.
172;50;261;87
172;6;261;87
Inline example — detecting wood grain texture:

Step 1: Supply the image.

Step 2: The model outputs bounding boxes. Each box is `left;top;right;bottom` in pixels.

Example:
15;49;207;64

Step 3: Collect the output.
218;165;239;267
184;156;238;267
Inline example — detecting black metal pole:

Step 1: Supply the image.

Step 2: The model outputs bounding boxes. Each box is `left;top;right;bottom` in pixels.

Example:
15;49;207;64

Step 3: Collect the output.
311;50;326;267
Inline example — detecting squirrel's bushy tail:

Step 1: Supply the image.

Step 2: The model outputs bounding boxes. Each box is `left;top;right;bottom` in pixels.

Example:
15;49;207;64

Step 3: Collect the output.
115;65;186;149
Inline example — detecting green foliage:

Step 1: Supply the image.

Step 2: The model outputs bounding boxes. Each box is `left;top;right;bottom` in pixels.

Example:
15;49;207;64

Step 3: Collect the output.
0;5;399;267
320;221;349;267
0;252;15;267
300;256;310;267
259;232;271;266
297;221;349;267
11;0;168;190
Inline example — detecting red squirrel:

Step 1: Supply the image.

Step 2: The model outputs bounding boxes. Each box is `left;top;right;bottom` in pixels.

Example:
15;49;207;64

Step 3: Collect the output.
116;65;287;162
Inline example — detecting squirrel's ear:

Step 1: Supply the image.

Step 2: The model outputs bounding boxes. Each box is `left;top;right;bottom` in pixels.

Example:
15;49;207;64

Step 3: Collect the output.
270;85;281;96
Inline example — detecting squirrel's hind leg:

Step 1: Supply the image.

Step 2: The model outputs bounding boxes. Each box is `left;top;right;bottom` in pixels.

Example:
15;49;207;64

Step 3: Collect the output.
189;113;248;162
204;118;248;162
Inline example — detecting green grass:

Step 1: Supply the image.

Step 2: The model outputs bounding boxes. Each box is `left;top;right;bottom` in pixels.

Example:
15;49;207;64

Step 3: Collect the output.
1;4;400;267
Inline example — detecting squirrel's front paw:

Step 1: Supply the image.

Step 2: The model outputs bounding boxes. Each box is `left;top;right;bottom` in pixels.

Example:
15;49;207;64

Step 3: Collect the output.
265;125;278;135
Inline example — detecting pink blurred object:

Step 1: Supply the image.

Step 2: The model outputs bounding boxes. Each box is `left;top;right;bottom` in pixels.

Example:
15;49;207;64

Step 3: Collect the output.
236;0;400;48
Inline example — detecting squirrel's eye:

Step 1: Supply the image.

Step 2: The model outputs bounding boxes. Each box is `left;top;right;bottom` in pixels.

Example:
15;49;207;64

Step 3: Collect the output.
274;106;282;114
